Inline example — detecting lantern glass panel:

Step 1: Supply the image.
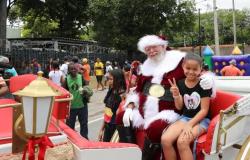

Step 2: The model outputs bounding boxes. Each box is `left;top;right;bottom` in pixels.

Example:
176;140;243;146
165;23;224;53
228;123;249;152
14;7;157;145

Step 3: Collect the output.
22;97;34;134
36;97;52;134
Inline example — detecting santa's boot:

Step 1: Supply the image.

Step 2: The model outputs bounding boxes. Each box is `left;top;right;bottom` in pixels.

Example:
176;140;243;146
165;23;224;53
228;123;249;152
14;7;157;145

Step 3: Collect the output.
116;125;136;143
142;137;162;160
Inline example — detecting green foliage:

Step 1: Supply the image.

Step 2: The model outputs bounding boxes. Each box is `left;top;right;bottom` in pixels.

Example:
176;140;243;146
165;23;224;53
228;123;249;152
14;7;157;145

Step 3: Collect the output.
9;0;195;50
89;0;195;51
191;9;250;46
21;15;59;37
9;0;89;38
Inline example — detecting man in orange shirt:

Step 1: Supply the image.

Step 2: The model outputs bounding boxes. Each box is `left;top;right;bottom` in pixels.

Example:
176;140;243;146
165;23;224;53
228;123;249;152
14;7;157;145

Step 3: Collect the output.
220;59;243;76
81;58;91;85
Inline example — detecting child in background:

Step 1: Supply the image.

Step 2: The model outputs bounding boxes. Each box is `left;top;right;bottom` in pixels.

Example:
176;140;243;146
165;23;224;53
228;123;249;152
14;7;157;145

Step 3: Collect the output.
161;53;212;160
123;64;131;91
129;60;141;89
48;60;64;86
63;63;88;139
104;61;113;87
98;69;127;142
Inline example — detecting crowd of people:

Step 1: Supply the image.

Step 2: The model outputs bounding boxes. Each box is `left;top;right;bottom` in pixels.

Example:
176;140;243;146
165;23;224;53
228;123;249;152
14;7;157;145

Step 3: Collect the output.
0;53;142;140
0;34;245;160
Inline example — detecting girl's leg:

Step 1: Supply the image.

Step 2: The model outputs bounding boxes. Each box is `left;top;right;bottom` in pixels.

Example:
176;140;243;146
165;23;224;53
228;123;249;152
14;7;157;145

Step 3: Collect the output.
161;121;186;160
177;124;206;160
103;123;116;142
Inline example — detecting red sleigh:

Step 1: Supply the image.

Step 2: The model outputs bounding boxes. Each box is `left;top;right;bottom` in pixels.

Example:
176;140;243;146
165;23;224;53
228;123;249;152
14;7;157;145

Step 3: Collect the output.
131;90;246;160
0;74;141;160
0;74;249;160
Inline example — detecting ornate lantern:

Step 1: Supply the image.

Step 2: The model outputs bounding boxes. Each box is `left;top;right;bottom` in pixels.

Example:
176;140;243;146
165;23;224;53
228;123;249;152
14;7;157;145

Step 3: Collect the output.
13;71;60;137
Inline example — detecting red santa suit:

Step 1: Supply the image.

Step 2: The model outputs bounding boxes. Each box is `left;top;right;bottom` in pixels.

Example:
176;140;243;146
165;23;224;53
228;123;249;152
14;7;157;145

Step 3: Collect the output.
121;50;186;142
115;35;215;160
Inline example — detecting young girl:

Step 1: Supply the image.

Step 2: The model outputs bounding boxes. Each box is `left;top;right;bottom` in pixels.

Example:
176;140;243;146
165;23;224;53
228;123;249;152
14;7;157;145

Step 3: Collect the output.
161;53;212;160
48;60;64;86
98;69;127;142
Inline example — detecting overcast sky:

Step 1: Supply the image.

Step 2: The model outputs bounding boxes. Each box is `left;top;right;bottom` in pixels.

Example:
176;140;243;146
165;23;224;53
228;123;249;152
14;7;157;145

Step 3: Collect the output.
195;0;250;12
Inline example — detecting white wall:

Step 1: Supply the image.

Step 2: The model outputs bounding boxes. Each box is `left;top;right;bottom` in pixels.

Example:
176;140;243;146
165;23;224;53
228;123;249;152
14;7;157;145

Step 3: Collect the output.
7;26;21;38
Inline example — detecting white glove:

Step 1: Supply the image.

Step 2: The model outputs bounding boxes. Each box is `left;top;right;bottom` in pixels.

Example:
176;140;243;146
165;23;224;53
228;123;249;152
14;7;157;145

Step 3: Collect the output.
123;108;133;127
200;74;214;90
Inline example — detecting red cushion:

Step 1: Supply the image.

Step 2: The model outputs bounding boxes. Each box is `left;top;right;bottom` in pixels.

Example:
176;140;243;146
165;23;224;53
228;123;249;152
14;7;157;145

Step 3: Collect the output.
9;74;71;120
0;105;61;145
204;115;220;154
0;99;17;140
209;90;241;118
47;79;71;120
9;74;36;93
196;90;241;159
52;117;139;149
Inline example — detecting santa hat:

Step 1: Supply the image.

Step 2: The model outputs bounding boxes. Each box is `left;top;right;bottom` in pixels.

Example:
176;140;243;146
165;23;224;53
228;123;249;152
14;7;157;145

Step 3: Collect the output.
137;35;168;53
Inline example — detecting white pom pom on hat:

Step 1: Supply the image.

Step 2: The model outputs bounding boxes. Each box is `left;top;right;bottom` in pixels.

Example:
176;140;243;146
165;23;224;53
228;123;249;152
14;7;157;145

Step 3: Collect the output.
137;35;168;53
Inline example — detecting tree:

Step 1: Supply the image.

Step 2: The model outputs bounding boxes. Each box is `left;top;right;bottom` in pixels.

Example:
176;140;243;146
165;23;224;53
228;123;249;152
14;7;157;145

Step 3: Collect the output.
9;0;89;38
0;0;7;50
89;0;195;52
192;9;250;45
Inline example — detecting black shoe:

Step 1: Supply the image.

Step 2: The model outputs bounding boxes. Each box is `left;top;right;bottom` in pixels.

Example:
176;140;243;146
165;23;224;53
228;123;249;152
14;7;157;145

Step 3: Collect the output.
142;138;161;160
116;125;136;143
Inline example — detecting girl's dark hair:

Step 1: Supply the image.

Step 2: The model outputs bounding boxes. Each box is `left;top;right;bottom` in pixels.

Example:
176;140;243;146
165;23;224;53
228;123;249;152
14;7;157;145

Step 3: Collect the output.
52;60;60;70
109;69;126;94
183;53;203;66
123;64;131;72
72;56;79;63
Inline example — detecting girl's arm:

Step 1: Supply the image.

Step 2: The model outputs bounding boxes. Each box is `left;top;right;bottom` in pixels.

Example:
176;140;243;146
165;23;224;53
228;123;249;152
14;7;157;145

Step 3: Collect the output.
168;78;183;110
187;97;210;127
173;95;183;110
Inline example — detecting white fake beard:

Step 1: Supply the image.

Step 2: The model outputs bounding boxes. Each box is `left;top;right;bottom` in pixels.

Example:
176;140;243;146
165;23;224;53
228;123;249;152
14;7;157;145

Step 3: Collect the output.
150;51;165;62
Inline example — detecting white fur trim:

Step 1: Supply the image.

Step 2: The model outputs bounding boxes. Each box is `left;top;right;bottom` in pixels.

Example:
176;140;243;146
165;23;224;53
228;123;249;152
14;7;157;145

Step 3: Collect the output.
124;92;139;109
137;35;168;53
207;72;216;98
200;72;216;98
143;96;159;120
141;50;186;84
144;110;180;129
131;109;144;128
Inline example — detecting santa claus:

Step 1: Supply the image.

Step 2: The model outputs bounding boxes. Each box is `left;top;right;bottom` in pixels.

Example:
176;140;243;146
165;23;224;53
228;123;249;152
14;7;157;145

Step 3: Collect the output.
116;35;214;160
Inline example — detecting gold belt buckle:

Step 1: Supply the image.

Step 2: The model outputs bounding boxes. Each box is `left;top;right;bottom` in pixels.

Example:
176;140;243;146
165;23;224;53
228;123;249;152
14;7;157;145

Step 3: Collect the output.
149;84;165;98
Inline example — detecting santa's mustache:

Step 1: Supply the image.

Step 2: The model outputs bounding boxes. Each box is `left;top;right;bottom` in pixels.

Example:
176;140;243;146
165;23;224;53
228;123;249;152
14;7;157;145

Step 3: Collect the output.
150;51;165;62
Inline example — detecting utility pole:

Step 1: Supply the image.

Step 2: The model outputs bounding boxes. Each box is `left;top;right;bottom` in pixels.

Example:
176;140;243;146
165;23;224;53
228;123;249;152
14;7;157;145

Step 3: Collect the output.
0;0;7;51
213;0;220;55
232;0;237;46
198;9;202;56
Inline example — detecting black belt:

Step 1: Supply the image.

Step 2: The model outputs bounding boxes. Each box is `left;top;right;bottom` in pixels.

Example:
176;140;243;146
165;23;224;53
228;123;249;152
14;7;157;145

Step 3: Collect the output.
142;81;174;101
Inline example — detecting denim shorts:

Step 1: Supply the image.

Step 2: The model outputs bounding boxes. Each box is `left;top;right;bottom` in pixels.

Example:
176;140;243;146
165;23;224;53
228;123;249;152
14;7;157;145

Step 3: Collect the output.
178;115;210;131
